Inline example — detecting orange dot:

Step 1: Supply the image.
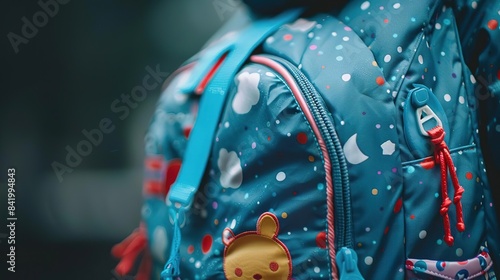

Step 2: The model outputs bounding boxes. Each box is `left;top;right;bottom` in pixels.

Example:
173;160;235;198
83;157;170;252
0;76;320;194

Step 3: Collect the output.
283;34;293;41
487;19;498;30
465;172;473;180
376;76;385;86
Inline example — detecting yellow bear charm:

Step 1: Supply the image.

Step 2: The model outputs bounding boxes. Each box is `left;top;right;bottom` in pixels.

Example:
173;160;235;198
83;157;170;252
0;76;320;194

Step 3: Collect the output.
222;212;292;280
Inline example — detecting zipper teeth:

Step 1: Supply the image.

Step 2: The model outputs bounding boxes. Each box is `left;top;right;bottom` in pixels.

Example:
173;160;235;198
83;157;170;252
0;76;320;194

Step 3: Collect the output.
265;55;352;248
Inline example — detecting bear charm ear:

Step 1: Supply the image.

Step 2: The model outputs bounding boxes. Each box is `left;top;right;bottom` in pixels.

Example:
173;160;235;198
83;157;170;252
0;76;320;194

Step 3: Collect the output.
222;228;236;246
257;212;280;238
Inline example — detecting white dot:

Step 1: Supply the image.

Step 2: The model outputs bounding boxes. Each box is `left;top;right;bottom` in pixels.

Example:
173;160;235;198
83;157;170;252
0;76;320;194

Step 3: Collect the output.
343;36;350;41
397;46;403;53
471;1;477;9
195;261;201;268
303;227;308;231
393;3;401;9
418;55;424;64
342;74;351;81
495;125;500;132
459;96;465;104
224;122;230;128
266;37;275;44
456;248;463;257
384;54;391;62
419;230;427;239
276;171;286;181
332;32;337;37
444;94;451;102
314;267;320;273
435;23;442;30
365;256;373;265
470;74;477;84
340;120;345;125
365;227;371;232
361;1;370;10
336;56;344;61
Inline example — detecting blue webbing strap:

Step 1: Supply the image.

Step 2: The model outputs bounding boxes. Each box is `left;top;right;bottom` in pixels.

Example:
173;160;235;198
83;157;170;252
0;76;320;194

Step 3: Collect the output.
161;9;302;280
168;8;303;208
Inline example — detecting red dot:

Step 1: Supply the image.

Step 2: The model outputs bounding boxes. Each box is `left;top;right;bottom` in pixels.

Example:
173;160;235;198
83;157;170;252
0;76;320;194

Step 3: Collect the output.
283;34;293;41
297;132;308;144
269;262;279;272
465;172;473;180
201;234;213;254
316;231;327;249
394;198;403;213
487;19;498;30
384;18;389;23
420;158;435;170
384;226;390;235
497;69;500;80
183;126;192;138
376;76;385;86
187;245;194;254
410;214;416;220
267;136;271;141
235;268;243;277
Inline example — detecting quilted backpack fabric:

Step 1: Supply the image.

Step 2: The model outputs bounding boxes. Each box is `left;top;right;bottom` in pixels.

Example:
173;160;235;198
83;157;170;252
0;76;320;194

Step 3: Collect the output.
112;1;500;279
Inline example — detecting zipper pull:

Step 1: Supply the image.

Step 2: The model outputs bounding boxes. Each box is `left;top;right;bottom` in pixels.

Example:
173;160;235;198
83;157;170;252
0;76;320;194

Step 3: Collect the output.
161;208;184;280
336;247;365;280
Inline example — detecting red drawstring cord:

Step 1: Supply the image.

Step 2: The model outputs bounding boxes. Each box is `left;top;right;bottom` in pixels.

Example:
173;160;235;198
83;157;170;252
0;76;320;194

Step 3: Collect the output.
427;126;465;246
112;223;152;280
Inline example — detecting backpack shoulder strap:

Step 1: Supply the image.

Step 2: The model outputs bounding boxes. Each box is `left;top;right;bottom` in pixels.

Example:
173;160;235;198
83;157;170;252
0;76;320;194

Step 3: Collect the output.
161;8;303;279
167;8;303;208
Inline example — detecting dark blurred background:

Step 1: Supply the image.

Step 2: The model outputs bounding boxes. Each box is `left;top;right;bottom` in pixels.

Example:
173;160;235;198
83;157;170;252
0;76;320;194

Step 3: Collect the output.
1;1;239;279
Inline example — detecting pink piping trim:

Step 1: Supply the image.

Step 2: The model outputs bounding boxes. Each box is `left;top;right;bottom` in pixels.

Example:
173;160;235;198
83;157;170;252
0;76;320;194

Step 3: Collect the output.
250;55;338;279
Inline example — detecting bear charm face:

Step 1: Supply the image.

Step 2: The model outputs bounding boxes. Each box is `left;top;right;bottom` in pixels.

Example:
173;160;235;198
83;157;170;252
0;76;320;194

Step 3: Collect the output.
222;212;292;280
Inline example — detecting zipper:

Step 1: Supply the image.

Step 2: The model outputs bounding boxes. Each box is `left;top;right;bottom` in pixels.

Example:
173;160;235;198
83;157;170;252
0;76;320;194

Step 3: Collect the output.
250;54;357;278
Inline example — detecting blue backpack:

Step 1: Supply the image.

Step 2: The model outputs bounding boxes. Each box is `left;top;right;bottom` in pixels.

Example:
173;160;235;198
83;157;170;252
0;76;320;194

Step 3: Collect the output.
112;1;500;279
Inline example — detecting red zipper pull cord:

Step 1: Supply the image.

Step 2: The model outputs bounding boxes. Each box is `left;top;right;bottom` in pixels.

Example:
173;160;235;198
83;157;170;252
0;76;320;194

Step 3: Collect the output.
427;126;465;246
112;223;152;280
